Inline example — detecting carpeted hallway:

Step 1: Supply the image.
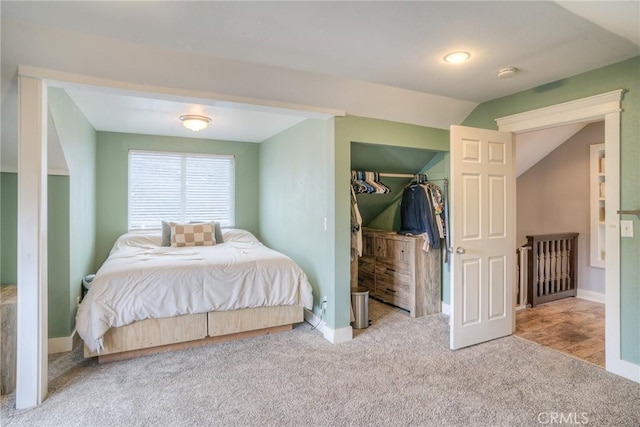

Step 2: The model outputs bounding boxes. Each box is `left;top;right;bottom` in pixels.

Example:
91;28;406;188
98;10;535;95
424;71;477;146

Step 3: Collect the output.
1;300;638;426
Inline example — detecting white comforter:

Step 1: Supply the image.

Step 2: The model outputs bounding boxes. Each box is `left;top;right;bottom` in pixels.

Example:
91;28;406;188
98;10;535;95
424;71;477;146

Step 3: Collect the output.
77;229;313;352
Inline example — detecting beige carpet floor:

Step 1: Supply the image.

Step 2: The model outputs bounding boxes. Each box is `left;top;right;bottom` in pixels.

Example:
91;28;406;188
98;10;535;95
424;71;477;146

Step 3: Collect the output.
2;300;639;426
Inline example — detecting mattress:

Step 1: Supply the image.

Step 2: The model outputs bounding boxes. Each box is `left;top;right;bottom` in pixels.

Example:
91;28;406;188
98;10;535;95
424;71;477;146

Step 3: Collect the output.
77;229;313;352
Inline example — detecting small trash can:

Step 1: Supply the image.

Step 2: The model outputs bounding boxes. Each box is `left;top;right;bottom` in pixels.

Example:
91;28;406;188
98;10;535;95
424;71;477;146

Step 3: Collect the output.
351;287;369;329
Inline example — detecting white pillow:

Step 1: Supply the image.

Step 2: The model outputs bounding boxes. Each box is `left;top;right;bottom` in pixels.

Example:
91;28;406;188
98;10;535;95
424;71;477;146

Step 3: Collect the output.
221;229;261;244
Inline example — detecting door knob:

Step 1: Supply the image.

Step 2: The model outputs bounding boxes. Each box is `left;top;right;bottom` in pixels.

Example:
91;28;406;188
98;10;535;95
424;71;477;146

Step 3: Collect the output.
456;247;466;254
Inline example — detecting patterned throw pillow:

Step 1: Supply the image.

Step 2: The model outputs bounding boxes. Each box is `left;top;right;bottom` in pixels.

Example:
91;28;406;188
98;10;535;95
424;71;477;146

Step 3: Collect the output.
162;220;224;246
170;222;216;247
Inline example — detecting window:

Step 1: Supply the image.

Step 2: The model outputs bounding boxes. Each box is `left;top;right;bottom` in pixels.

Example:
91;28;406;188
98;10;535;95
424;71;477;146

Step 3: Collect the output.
128;150;235;230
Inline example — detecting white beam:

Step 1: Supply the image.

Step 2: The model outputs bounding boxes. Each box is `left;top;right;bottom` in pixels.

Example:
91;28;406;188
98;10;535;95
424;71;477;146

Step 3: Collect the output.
16;76;48;408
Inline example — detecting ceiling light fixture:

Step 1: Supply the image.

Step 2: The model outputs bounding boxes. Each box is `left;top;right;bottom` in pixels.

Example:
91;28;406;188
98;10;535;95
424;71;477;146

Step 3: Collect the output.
180;115;211;132
443;51;470;64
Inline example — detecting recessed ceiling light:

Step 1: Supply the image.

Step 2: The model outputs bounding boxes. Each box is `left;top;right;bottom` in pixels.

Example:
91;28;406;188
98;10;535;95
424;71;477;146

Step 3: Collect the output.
180;115;211;132
444;51;470;64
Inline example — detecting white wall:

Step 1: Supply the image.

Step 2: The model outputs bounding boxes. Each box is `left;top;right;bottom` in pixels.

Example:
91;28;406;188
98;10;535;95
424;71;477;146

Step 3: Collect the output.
517;122;605;294
0;18;477;171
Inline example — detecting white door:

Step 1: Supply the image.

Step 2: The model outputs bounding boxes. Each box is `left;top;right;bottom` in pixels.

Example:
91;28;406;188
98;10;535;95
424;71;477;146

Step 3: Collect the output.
450;125;515;350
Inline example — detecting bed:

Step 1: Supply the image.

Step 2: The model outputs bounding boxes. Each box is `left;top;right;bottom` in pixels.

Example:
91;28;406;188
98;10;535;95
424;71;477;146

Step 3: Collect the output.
76;228;314;362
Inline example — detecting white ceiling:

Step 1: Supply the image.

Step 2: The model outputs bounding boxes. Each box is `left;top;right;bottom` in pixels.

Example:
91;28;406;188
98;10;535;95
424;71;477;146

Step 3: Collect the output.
1;1;638;166
64;87;312;143
5;1;638;103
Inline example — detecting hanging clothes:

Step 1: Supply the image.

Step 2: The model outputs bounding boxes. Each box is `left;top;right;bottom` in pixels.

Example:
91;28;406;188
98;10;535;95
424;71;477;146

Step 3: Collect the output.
442;179;450;263
350;186;363;258
399;183;425;234
351;170;391;195
423;182;446;240
419;183;441;250
399;180;441;250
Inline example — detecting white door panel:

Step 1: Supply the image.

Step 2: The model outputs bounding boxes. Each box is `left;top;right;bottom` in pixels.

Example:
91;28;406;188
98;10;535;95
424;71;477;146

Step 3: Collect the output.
450;125;515;350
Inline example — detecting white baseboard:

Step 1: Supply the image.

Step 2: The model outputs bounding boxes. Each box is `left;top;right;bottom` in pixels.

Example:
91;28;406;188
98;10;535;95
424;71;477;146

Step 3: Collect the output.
577;289;606;304
441;302;450;316
607;358;640;384
324;326;353;344
304;309;353;344
48;329;77;354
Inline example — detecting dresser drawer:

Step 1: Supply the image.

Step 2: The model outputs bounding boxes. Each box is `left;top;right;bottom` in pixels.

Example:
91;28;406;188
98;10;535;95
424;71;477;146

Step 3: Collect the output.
375;259;412;287
377;286;410;311
374;237;413;263
357;228;441;317
357;274;375;294
358;255;375;274
357;256;375;293
362;234;375;257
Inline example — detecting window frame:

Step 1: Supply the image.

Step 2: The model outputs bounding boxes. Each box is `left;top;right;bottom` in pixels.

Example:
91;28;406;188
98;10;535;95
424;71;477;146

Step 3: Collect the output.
127;149;235;231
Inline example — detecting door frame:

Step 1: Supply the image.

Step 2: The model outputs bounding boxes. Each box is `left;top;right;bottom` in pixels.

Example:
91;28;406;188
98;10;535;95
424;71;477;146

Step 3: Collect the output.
15;65;345;408
495;89;636;382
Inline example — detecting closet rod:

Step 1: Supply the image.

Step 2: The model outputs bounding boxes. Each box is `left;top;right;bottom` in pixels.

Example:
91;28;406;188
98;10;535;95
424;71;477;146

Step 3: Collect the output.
378;172;414;178
378;172;447;182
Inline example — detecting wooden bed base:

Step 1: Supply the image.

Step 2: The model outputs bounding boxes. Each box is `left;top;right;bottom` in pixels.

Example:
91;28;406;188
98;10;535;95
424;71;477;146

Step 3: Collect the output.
84;305;303;363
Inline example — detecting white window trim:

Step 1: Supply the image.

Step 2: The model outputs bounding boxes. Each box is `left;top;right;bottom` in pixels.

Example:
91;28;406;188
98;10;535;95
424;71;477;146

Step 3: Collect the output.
127;149;235;230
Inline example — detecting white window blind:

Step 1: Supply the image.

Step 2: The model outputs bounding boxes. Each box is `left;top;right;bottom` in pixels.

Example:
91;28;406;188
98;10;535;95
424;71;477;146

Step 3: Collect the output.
128;150;235;230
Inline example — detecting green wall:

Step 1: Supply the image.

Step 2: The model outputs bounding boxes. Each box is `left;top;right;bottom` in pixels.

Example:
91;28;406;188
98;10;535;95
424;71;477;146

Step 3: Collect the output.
1;173;72;338
259;119;335;322
336;116;450;330
1;172;18;285
463;57;640;364
48;87;98;337
47;175;71;337
95;132;260;267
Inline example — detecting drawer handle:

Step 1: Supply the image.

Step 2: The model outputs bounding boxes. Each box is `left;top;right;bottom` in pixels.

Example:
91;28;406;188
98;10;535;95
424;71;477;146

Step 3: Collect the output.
386;268;396;273
386;288;396;293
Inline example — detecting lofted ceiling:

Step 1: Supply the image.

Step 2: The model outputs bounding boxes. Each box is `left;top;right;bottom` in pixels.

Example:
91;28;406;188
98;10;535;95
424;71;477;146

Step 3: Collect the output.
4;1;638;103
1;1;638;171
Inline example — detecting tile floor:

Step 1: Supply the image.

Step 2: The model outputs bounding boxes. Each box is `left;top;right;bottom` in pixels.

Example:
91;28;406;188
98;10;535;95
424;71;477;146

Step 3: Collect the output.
515;297;605;367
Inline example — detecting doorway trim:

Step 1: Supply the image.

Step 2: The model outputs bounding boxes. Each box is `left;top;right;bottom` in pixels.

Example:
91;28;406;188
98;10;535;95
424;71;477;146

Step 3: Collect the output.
15;65;345;408
495;89;638;383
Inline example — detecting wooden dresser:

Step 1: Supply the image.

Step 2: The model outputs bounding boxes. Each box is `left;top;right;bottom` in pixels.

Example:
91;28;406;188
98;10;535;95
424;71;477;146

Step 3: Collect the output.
1;285;17;395
358;228;441;317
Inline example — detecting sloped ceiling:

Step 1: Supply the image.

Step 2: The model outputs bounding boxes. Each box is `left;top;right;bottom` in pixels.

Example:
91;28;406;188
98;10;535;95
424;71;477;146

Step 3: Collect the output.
1;2;637;173
47;110;69;174
351;143;440;226
4;1;637;103
515;123;589;177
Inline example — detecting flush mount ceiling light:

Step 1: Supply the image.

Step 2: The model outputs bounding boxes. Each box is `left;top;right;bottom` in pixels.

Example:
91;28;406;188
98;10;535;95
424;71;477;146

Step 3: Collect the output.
180;115;211;132
443;51;470;64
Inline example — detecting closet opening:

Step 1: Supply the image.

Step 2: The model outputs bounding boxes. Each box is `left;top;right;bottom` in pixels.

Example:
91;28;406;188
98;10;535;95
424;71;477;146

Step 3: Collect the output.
349;141;448;335
513;120;606;367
